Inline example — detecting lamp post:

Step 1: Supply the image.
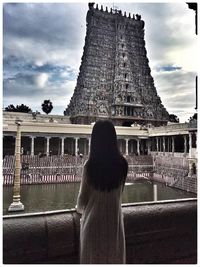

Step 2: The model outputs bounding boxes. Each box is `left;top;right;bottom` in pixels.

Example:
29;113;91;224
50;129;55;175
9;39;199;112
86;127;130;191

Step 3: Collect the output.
8;119;24;212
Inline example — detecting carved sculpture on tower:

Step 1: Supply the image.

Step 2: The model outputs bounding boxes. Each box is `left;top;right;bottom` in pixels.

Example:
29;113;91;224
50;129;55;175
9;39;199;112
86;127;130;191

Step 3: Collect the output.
66;3;169;126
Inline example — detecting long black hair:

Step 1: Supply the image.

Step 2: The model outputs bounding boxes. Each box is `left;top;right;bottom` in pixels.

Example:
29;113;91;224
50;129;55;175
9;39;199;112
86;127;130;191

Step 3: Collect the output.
86;120;128;191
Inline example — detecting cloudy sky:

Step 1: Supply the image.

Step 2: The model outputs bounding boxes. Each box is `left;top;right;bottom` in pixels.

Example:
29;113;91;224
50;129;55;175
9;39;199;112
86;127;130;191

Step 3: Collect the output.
3;2;197;122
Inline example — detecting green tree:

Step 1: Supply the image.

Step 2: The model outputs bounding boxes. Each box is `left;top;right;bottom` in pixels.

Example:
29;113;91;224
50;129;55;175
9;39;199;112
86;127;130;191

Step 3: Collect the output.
5;104;16;112
63;108;69;116
189;113;197;122
5;104;32;113
169;114;179;123
41;100;53;114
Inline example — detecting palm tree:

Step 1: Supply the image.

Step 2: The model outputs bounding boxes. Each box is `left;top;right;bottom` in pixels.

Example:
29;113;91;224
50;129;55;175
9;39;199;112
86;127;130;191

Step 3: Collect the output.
41;100;53;114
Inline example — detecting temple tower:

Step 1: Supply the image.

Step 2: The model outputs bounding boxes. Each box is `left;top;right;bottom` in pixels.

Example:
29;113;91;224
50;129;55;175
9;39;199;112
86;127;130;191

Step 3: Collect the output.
66;3;169;126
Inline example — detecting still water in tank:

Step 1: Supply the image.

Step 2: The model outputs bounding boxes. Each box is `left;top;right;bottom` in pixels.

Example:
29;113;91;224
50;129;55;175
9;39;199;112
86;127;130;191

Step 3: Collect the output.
3;181;196;215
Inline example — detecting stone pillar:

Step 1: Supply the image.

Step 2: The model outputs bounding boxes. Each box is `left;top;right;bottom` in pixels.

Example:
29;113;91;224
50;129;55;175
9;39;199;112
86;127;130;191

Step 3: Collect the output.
153;184;158;202
61;137;65;156
125;139;129;156
163;137;165;154
31;136;35;156
172;136;175;155
75;137;79;156
46;137;50;156
8;122;24;212
159;138;161;152
88;137;91;155
167;137;170;152
189;132;192;158
137;139;140;155
147;139;151;155
84;139;87;155
156;137;159;153
184;135;187;156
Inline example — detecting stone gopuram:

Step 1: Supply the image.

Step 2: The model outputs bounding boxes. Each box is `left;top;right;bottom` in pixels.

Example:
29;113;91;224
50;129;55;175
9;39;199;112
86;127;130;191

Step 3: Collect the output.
66;3;169;126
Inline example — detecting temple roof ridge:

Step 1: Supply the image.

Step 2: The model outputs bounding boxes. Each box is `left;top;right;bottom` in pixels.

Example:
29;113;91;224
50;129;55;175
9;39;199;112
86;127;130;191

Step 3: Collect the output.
88;2;142;20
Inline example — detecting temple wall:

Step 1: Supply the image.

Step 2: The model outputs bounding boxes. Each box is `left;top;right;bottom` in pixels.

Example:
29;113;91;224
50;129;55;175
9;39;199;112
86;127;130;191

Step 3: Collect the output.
3;199;197;264
3;153;197;193
151;154;197;194
3;155;153;185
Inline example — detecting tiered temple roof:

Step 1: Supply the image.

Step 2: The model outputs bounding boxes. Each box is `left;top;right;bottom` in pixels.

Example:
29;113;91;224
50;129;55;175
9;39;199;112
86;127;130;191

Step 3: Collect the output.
66;3;169;126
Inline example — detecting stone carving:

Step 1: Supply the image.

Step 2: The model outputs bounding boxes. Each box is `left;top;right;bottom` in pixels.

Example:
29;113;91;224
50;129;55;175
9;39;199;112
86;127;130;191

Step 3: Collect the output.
98;103;108;115
136;14;141;20
88;3;94;9
66;4;169;126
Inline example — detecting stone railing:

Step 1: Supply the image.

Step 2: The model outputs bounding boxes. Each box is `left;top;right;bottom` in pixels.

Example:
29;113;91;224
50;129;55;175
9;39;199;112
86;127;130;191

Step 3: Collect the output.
3;154;197;193
3;155;153;185
3;155;153;169
3;199;197;264
151;155;197;194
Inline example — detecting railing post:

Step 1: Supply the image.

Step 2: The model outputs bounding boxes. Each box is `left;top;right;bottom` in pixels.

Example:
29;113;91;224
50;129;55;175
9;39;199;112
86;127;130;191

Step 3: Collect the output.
31;136;35;156
156;137;159;154
125;139;129;156
46;137;50;156
153;184;158;201
75;137;79;156
163;136;165;155
172;136;175;155
137;139;140;155
61;137;65;156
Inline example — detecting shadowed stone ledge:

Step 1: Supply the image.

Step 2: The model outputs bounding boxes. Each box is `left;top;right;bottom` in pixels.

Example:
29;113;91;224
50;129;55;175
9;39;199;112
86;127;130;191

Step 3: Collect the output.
3;198;197;264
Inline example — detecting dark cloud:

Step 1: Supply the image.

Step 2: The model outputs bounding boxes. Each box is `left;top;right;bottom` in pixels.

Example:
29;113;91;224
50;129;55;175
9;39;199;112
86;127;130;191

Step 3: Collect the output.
3;3;87;49
3;72;75;115
154;70;196;94
3;3;87;71
5;73;35;87
4;75;35;96
4;71;75;97
4;73;44;97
